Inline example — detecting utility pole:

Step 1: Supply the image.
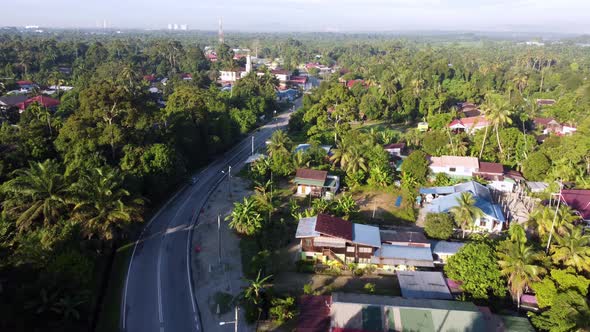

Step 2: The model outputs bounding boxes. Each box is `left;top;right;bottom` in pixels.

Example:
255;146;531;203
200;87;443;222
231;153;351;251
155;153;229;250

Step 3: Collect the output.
546;181;563;254
228;166;232;198
219;306;238;332
218;215;222;265
251;136;254;156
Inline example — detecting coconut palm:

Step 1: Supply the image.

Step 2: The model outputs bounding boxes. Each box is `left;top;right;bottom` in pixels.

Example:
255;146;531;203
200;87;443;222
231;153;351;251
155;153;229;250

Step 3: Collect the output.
267;129;292;157
487;99;513;155
550;227;590;273
226;197;263;236
497;225;546;308
2;159;70;231
528;206;579;242
71;167;143;241
340;146;368;174
450;192;484;238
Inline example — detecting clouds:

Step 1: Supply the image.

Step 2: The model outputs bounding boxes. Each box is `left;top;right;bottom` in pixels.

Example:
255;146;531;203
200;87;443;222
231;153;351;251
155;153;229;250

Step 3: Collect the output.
2;0;590;33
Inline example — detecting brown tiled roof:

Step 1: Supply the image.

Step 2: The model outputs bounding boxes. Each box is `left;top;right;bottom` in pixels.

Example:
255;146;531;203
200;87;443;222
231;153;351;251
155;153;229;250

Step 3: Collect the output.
478;162;504;175
383;143;406;150
297;295;332;332
534;117;558;126
315;214;353;241
295;169;328;182
380;231;429;245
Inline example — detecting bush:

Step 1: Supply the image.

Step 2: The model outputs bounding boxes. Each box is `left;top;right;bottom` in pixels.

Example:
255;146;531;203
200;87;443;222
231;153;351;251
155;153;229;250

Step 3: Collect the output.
296;259;315;273
364;282;376;293
269;297;296;323
424;213;455;240
303;283;314;295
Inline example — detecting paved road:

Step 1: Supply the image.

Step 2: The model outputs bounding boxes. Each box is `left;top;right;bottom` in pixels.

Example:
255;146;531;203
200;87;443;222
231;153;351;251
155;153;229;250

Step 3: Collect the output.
122;101;297;332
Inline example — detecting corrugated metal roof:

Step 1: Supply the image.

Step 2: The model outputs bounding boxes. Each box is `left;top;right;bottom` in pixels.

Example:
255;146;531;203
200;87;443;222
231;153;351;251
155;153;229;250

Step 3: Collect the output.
419;186;455;195
352;224;381;247
372;244;433;267
295;216;319;238
430;241;465;255
397;271;453;300
380;230;429;245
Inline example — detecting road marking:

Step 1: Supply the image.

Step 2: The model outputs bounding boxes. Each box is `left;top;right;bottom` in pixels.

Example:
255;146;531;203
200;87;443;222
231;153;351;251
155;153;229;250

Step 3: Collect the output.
184;115;289;331
157;243;163;323
122;182;187;329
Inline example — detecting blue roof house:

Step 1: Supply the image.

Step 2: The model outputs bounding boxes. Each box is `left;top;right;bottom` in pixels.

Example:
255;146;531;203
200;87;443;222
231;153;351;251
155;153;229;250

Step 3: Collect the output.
423;181;505;233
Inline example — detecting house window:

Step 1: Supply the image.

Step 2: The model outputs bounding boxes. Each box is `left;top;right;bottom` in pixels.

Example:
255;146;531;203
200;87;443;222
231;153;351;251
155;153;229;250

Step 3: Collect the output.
303;239;313;248
479;220;487;227
449;167;456;172
346;246;355;253
358;247;373;253
358;258;371;264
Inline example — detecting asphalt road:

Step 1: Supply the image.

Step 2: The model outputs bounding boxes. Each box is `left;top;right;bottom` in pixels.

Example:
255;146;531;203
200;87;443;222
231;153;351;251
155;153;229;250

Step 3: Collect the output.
121;101;298;332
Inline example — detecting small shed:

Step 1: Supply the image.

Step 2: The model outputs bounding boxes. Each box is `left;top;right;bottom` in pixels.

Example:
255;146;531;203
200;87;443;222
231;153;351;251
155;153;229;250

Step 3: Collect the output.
527;181;548;193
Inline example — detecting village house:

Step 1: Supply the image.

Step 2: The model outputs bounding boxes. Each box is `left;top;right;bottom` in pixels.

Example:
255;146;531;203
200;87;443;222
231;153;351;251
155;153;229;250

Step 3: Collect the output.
559;189;590;224
534;117;577;136
295;214;381;266
429;156;479;178
536;98;556;106
17;95;60;113
0;95;28;111
448;115;489;133
457;102;482;117
421;181;506;232
430;240;465;265
296;214;435;271
383;142;406;157
294;169;340;199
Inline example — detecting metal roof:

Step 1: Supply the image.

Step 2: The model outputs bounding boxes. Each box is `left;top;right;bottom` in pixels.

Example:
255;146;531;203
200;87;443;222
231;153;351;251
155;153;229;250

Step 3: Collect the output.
315;214;353;241
372;244;434;267
295;216;319;238
419;186;455;195
397;271;453;300
430;241;465;255
352;224;381;248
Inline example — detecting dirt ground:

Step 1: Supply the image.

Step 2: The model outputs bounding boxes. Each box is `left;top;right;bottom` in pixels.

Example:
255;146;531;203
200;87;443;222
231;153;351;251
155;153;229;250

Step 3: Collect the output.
272;271;401;297
191;175;254;331
352;188;417;227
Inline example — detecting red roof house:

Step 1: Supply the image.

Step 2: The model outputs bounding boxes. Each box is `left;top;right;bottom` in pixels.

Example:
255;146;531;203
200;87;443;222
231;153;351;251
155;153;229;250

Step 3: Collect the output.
17;95;60;111
449;116;489;133
346;79;365;89
315;214;353;241
560;189;590;221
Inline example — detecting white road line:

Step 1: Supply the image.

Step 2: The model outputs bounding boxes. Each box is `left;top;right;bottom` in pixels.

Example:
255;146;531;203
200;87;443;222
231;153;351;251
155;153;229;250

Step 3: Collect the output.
122;183;187;329
157;246;164;323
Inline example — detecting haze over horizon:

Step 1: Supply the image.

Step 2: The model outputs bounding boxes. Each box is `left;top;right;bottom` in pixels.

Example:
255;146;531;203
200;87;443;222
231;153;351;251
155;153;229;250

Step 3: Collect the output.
5;0;590;34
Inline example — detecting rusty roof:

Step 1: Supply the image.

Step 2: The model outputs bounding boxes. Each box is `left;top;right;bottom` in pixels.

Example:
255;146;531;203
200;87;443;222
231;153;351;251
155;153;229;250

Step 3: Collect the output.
297;295;332;332
315;214;353;241
295;168;328;182
478;162;504;175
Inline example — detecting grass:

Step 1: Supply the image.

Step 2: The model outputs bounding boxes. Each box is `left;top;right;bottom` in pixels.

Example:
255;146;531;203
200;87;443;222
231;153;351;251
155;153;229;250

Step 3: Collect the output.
95;243;133;332
351;185;417;225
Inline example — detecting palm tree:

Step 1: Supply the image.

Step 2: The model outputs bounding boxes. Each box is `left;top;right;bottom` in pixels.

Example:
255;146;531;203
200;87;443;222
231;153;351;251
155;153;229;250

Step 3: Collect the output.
226;197;263;236
242;270;272;305
71;167;143;241
550;227;590;273
267;130;292;157
2;160;70;231
450;192;484;238
497;225;546;308
487;99;513;155
340;146;368;174
528;206;579;242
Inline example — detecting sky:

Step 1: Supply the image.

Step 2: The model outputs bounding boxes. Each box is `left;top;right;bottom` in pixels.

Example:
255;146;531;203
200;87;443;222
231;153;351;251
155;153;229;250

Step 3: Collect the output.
6;0;590;34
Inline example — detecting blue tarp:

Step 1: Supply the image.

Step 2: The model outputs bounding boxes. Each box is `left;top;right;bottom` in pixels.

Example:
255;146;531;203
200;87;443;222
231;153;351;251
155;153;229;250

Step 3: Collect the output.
395;196;403;207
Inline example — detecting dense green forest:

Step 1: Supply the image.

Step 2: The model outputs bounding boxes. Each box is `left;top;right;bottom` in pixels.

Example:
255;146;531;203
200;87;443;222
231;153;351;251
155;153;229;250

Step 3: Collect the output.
1;29;590;331
0;32;280;331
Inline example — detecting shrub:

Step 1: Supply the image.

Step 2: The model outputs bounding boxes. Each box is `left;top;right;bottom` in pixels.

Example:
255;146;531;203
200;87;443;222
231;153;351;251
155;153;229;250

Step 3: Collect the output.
303;283;314;295
269;297;296;323
364;282;376;294
424;213;455;240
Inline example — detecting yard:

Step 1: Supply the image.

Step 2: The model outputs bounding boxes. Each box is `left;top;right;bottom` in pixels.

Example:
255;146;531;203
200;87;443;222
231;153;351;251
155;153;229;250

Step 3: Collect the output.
350;185;418;226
